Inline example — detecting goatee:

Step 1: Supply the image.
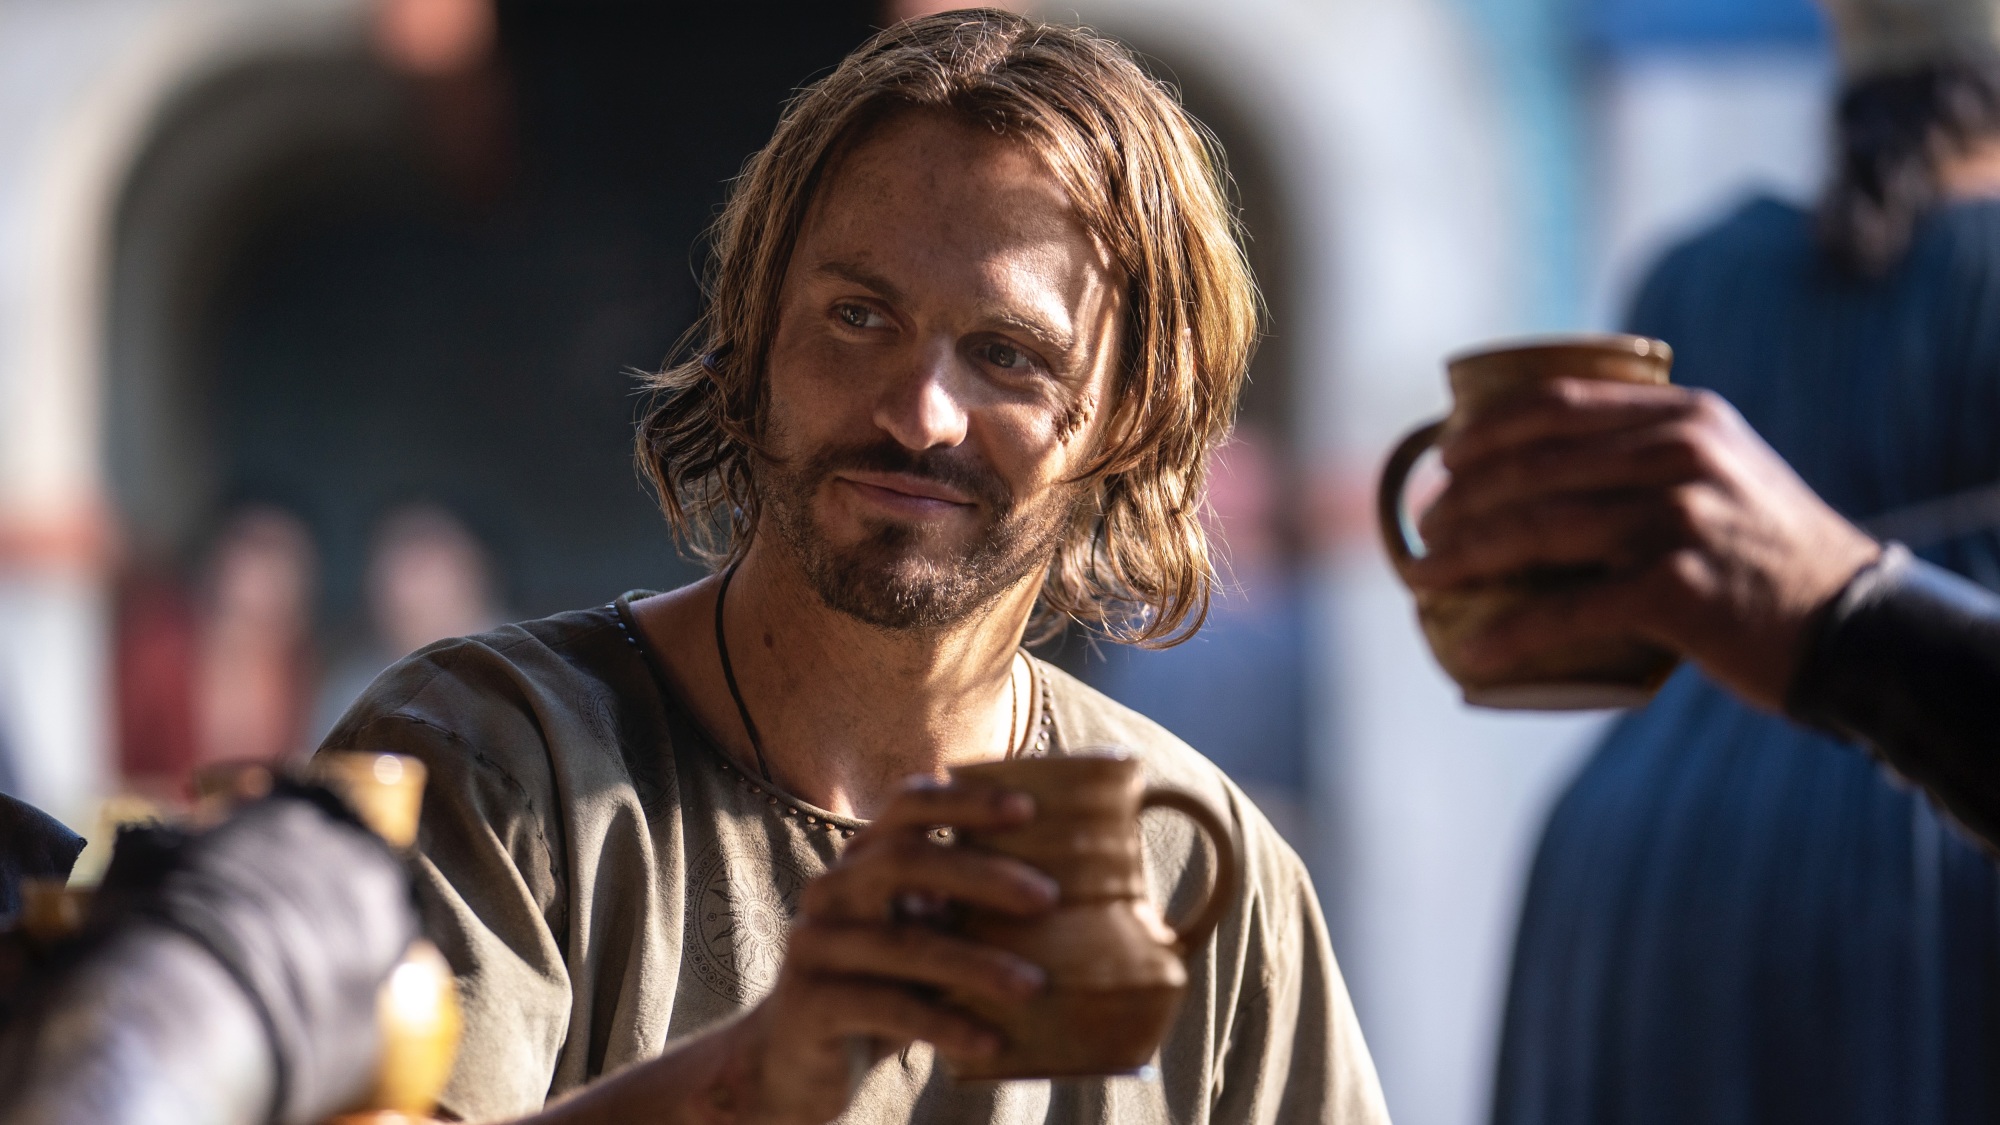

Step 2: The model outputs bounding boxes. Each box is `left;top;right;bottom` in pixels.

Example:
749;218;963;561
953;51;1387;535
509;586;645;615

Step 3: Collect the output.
758;438;1076;630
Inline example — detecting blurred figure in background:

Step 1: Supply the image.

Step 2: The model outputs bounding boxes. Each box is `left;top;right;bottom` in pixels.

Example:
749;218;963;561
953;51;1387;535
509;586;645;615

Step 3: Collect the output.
316;504;501;737
364;503;501;659
112;566;201;798
1088;429;1309;844
194;508;318;770
1494;1;2000;1121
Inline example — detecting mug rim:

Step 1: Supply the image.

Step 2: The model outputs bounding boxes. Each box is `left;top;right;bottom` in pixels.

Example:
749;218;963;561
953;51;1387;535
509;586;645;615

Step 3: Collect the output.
1445;331;1671;368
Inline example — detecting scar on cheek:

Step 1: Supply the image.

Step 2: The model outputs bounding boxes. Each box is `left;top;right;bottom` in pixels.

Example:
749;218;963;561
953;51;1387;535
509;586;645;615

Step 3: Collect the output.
1057;395;1098;442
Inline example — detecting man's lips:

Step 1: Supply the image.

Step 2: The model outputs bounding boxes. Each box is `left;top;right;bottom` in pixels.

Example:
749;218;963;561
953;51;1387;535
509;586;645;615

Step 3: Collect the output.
834;471;979;510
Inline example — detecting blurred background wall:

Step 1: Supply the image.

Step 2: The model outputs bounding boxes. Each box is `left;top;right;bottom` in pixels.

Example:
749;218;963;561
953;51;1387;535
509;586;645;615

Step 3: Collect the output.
0;0;1831;1121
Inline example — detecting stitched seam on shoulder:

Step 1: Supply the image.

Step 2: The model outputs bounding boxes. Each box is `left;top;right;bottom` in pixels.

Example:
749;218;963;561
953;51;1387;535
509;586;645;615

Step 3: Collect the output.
494;613;621;661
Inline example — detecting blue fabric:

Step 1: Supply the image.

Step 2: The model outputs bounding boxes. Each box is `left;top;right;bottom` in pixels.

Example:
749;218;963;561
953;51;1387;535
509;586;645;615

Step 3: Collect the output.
0;793;83;920
1582;0;1825;53
1493;198;2000;1125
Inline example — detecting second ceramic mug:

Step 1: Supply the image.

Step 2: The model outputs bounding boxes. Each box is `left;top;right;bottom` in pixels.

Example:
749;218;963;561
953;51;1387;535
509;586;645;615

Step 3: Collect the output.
1376;333;1681;710
943;752;1239;1081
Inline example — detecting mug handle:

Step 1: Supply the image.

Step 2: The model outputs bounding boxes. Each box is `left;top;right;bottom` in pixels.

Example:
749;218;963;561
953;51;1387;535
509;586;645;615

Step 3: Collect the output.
1138;786;1241;957
1376;418;1446;571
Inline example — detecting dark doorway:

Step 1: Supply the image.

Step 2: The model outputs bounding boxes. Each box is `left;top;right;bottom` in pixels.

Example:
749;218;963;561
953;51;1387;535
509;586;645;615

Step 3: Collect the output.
104;2;878;780
208;3;879;623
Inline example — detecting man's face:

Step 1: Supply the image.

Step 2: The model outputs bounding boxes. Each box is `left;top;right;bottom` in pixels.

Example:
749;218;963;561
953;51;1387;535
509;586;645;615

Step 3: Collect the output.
758;110;1125;630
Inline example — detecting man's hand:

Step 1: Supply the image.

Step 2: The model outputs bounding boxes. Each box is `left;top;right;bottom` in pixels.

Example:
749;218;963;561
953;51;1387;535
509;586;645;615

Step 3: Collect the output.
536;779;1058;1125
1403;377;1882;710
714;780;1055;1123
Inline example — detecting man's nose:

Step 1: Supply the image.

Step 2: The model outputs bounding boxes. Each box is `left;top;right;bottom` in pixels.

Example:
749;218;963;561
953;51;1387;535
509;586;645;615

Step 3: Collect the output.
872;340;970;451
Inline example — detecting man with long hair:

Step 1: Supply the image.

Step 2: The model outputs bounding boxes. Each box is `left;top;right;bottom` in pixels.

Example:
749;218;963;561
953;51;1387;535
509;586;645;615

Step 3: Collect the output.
321;12;1387;1124
1442;1;2000;1121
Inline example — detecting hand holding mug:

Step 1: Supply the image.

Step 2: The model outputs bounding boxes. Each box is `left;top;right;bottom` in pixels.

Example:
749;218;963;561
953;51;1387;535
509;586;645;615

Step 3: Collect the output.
945;753;1239;1081
711;780;1056;1124
1379;335;1681;707
1402;374;1882;711
478;782;1055;1125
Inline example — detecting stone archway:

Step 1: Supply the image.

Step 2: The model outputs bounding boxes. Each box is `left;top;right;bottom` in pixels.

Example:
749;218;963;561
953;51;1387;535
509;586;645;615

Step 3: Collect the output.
0;0;373;827
0;0;880;822
105;50;413;564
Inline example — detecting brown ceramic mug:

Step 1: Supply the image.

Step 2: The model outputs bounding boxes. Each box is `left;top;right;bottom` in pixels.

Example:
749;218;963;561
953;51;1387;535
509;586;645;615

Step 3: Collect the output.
1377;334;1681;709
943;751;1239;1081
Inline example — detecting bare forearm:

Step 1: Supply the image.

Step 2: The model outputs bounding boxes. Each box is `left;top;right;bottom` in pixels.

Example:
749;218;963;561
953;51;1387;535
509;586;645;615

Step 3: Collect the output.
507;1017;757;1125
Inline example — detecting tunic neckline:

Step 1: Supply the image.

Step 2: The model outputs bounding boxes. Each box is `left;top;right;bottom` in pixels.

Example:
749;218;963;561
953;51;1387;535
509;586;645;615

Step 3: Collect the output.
605;592;1058;838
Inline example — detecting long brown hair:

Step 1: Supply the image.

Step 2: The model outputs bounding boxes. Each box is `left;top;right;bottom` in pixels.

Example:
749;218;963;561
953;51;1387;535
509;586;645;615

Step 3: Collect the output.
635;9;1259;646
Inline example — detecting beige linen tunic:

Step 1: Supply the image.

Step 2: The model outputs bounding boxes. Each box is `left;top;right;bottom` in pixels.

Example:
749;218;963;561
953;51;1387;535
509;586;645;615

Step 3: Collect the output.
321;596;1389;1124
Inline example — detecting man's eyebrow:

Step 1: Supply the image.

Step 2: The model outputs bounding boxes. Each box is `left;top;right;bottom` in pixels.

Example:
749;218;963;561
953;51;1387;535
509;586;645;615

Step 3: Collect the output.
987;310;1076;357
813;259;907;306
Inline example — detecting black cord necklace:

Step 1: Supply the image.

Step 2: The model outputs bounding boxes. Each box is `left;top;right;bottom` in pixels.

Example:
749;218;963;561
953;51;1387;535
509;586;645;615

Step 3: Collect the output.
713;563;1043;789
714;563;775;783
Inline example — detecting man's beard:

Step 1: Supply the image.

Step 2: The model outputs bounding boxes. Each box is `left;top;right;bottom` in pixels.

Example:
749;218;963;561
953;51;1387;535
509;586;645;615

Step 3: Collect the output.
758;438;1077;631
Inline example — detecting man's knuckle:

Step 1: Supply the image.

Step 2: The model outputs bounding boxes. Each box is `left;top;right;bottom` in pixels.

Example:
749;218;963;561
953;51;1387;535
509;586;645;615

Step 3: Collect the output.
1686;388;1737;429
1662;485;1708;535
1662;547;1709;590
1652;426;1701;472
1550;377;1593;407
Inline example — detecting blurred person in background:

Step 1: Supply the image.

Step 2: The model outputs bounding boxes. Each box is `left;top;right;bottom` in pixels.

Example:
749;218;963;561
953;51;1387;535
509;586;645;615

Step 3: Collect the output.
1483;1;2000;1121
114;508;326;801
314;504;502;739
320;13;1386;1124
195;508;319;771
112;565;201;798
1089;428;1309;843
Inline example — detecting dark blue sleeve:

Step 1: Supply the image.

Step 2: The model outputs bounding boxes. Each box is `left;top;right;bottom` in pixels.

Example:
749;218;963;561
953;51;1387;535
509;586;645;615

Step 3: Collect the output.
0;793;84;918
1788;544;2000;850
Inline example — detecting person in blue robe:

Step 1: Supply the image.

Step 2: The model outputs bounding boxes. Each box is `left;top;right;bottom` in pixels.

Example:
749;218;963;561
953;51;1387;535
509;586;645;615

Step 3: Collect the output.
1492;9;2000;1122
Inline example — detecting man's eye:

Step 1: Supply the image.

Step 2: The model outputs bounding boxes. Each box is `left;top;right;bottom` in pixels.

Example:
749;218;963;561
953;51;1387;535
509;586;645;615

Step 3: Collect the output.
985;343;1026;370
835;304;881;328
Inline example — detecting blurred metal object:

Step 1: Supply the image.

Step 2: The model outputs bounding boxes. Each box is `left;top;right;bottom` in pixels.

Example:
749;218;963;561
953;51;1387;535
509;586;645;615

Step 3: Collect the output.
192;759;277;814
351;940;461;1118
312;752;427;850
16;879;87;945
309;751;459;1124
